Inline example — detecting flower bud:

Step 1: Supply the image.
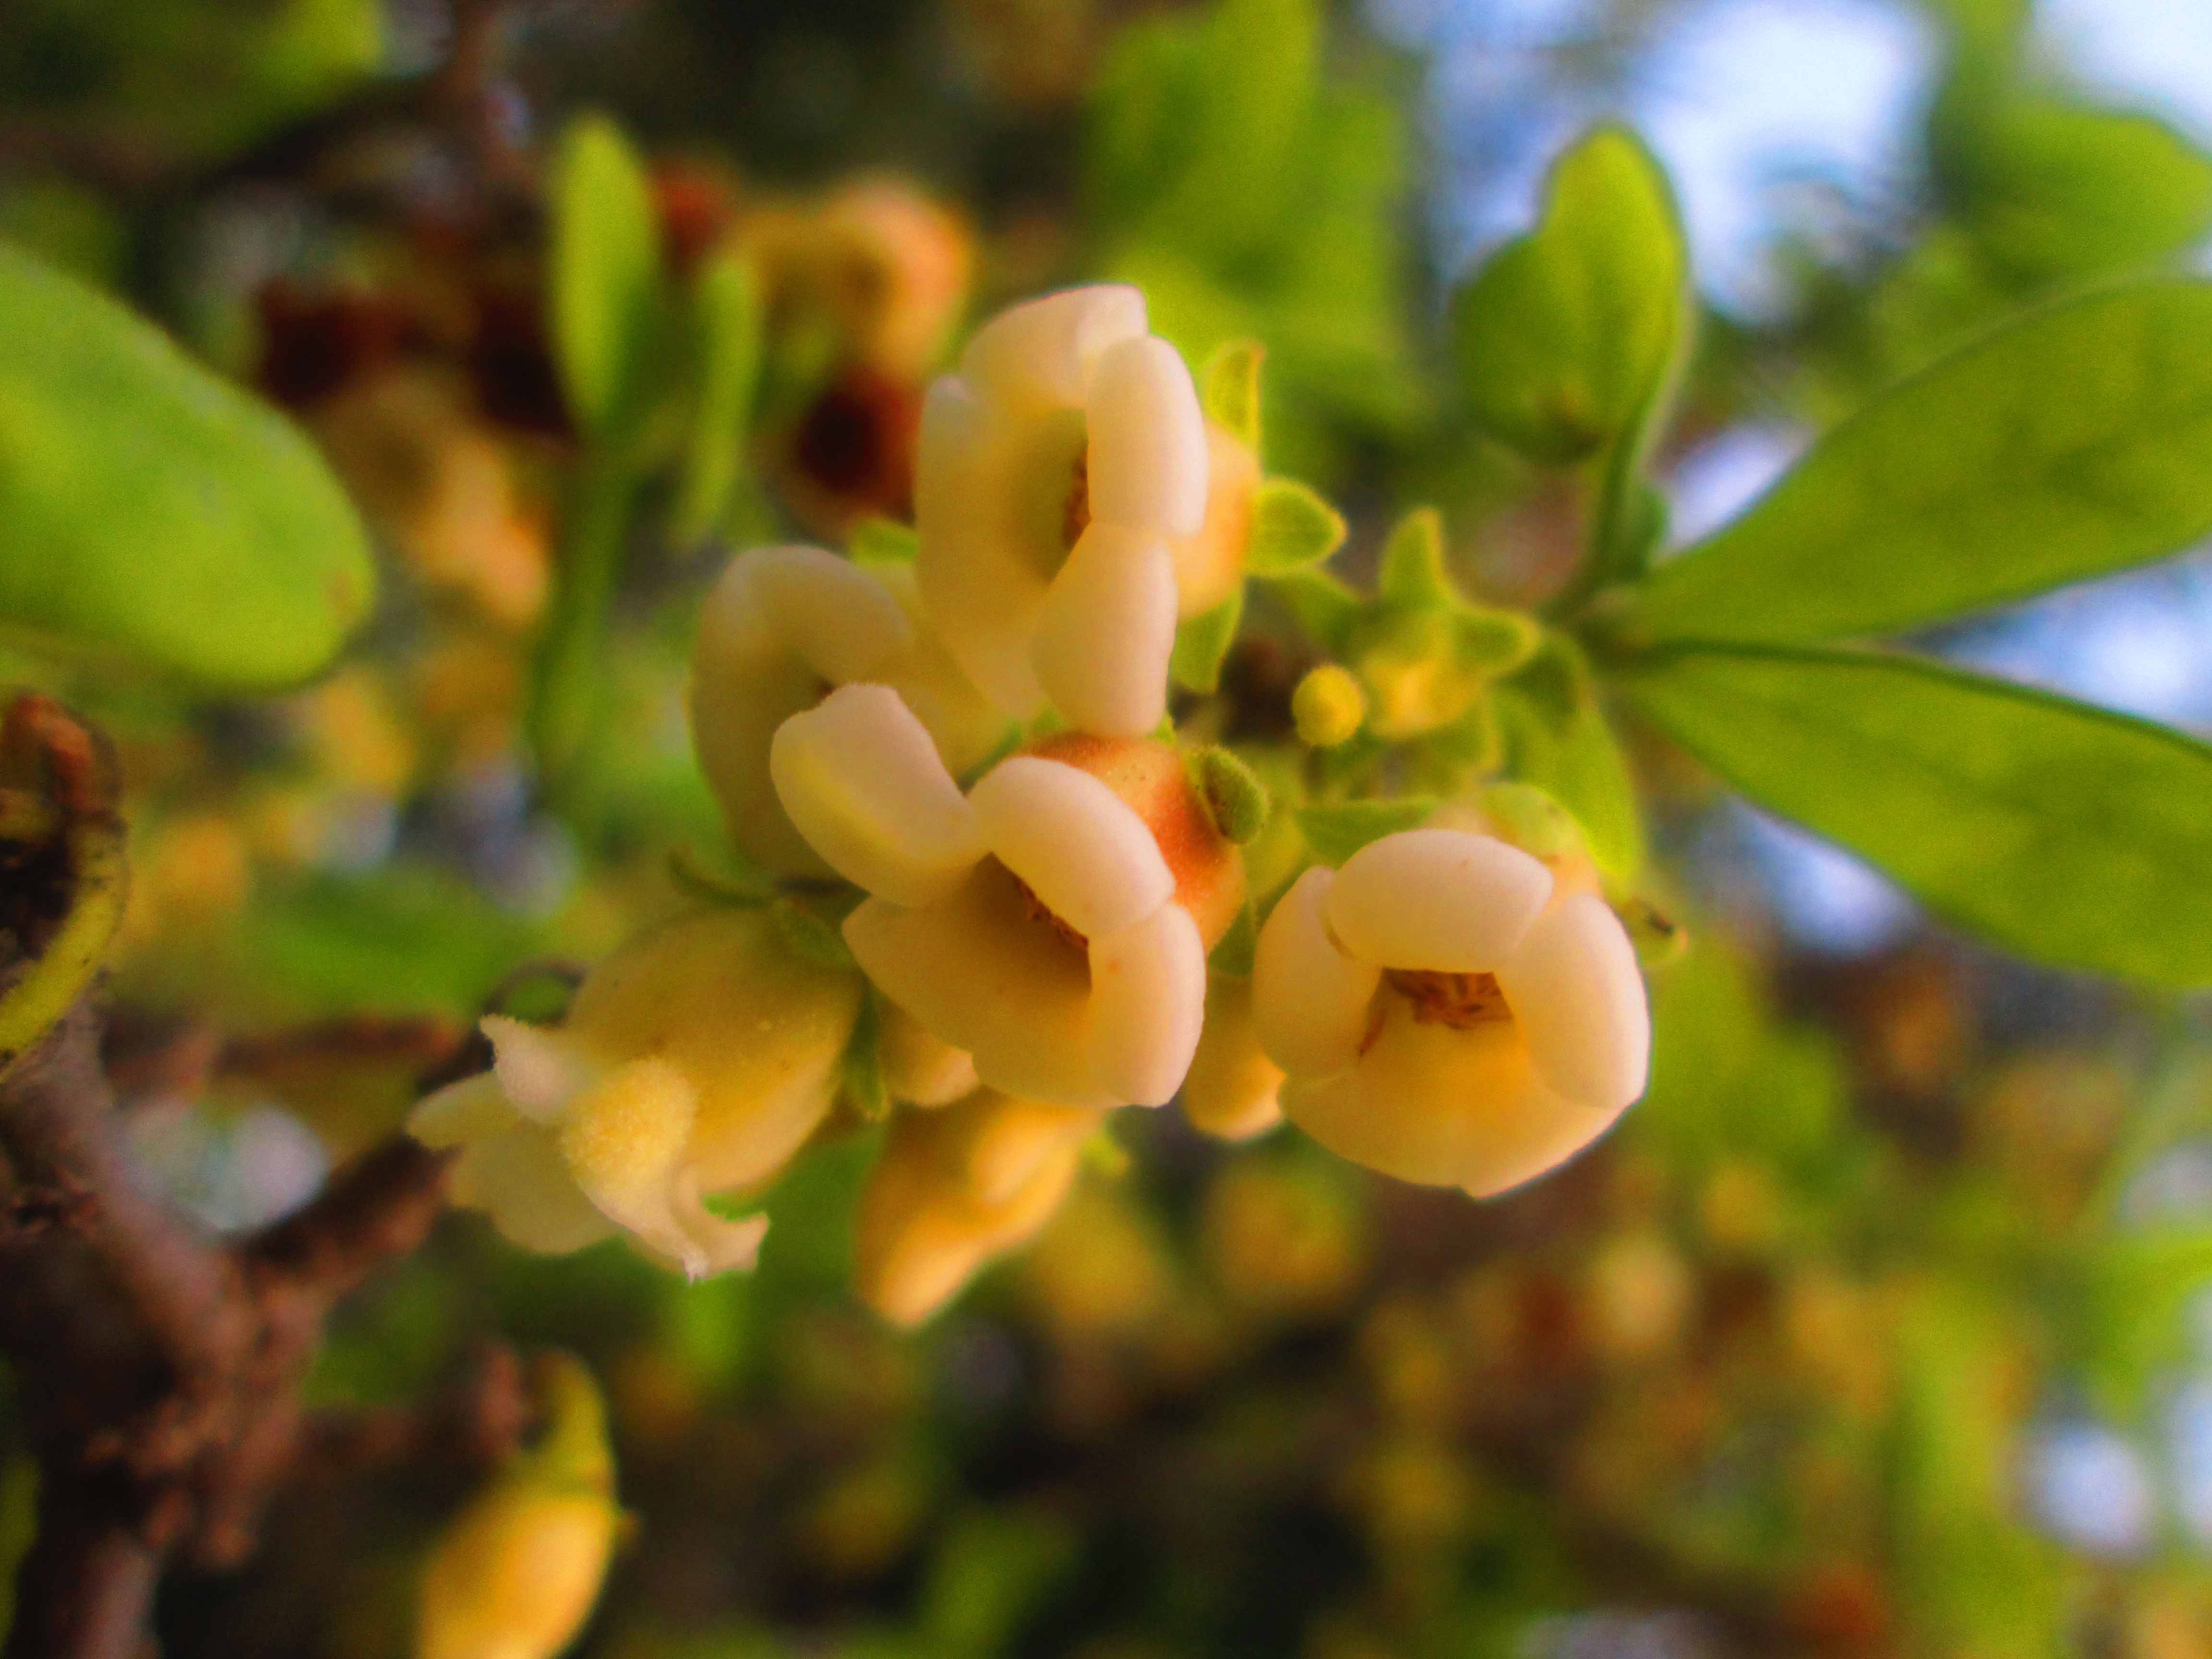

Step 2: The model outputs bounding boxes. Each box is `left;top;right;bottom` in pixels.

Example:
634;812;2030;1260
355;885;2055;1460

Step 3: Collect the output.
409;907;863;1277
1180;977;1284;1142
417;1353;621;1659
1292;664;1367;748
854;1090;1102;1326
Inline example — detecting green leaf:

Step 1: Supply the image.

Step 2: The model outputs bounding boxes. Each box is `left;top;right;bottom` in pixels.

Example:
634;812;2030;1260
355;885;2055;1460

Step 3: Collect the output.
1264;567;1359;652
1294;798;1437;866
1378;508;1453;607
1170;585;1243;694
551;114;661;434
0;245;373;689
1202;339;1264;448
1449;126;1689;465
1244;479;1346;575
1619;642;2212;984
672;249;760;545
850;517;919;569
1629;281;2212;645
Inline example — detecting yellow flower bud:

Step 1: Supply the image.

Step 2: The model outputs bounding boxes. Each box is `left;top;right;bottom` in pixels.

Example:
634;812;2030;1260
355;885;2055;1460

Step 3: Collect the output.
854;1090;1102;1326
417;1354;620;1659
409;907;863;1277
1292;664;1366;749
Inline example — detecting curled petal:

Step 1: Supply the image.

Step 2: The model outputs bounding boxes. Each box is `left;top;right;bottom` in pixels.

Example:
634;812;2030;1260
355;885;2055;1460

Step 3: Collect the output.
744;544;914;682
914;377;1053;715
1031;524;1177;738
665;1168;770;1277
1496;892;1650;1112
1181;976;1285;1142
690;616;833;877
770;684;987;906
844;869;1113;1109
482;1015;597;1126
879;1001;981;1108
1281;1007;1620;1197
1086;902;1207;1107
1252;868;1382;1080
556;1058;708;1275
870;564;1011;774
959;284;1148;409
1085;335;1208;537
1325;829;1553;973
409;1071;520;1149
964;1094;1103;1207
451;1123;618;1255
967;756;1174;940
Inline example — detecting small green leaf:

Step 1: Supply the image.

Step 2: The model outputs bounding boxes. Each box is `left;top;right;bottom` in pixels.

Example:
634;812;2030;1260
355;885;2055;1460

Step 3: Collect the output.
672;249;759;545
1265;566;1360;652
1454;607;1543;676
770;895;857;975
1245;479;1346;575
1495;682;1643;878
1170;585;1244;694
1449;126;1689;465
1620;642;2212;984
1191;746;1269;844
1202;339;1264;448
1630;280;2212;645
850;517;919;569
552;114;661;434
0;245;373;689
1378;508;1453;606
1295;798;1437;865
1209;902;1259;980
839;990;889;1122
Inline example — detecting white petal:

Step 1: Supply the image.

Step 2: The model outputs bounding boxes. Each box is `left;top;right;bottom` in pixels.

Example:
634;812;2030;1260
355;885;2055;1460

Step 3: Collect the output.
843;869;1114;1109
1084;335;1207;536
1086;902;1207;1106
967;756;1173;939
690;587;835;876
408;1072;519;1149
667;1168;770;1278
770;684;986;906
1325;829;1553;973
959;285;1148;409
452;1124;618;1255
1031;525;1176;737
481;1015;596;1125
1251;868;1382;1080
915;377;1052;715
871;564;1014;775
745;544;913;682
1280;1006;1620;1196
1497;892;1651;1112
557;1058;705;1274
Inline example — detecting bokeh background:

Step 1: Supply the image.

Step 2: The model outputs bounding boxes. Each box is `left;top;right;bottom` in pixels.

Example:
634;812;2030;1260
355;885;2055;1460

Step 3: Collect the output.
6;0;2212;1655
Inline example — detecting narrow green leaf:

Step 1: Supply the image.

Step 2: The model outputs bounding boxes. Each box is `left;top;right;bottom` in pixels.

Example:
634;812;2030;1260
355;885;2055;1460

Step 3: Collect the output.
1630;280;2212;645
1378;508;1453;606
552;114;661;433
850;517;919;569
1202;339;1264;448
1295;798;1437;865
672;249;759;545
1449;126;1689;465
1245;478;1346;575
0;245;373;689
1495;684;1643;878
1171;585;1244;694
1620;642;2212;983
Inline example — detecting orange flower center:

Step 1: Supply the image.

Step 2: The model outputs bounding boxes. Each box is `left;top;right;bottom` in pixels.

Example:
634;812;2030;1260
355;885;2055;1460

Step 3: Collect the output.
1385;969;1511;1029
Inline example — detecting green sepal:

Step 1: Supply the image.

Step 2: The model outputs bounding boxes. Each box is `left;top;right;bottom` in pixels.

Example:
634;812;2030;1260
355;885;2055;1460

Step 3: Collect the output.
839;989;890;1122
1295;797;1438;865
770;893;859;974
1202;339;1265;449
850;517;919;568
667;845;776;907
1191;746;1269;844
1208;902;1259;980
1245;479;1347;575
1476;780;1593;867
1378;508;1455;607
1497;642;1644;878
1171;584;1245;694
1453;606;1543;676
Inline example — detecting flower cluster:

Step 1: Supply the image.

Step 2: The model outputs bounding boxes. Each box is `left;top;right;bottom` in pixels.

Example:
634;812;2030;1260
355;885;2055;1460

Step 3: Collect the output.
415;285;1657;1324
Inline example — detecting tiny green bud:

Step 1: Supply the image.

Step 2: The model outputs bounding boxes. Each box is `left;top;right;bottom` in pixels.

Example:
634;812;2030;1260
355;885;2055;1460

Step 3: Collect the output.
1454;606;1543;675
1293;665;1367;748
1192;746;1270;846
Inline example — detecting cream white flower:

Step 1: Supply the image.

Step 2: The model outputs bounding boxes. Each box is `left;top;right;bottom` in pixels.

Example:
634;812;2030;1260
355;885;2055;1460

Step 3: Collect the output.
690;543;1004;877
915;285;1205;735
770;683;1243;1108
409;908;862;1277
854;1089;1103;1327
1250;828;1649;1197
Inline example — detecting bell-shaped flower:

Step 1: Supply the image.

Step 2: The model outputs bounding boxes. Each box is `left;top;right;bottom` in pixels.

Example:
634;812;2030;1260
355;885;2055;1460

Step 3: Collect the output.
854;1089;1103;1326
1250;828;1648;1197
914;285;1205;736
690;543;1004;877
409;907;863;1277
770;683;1243;1109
